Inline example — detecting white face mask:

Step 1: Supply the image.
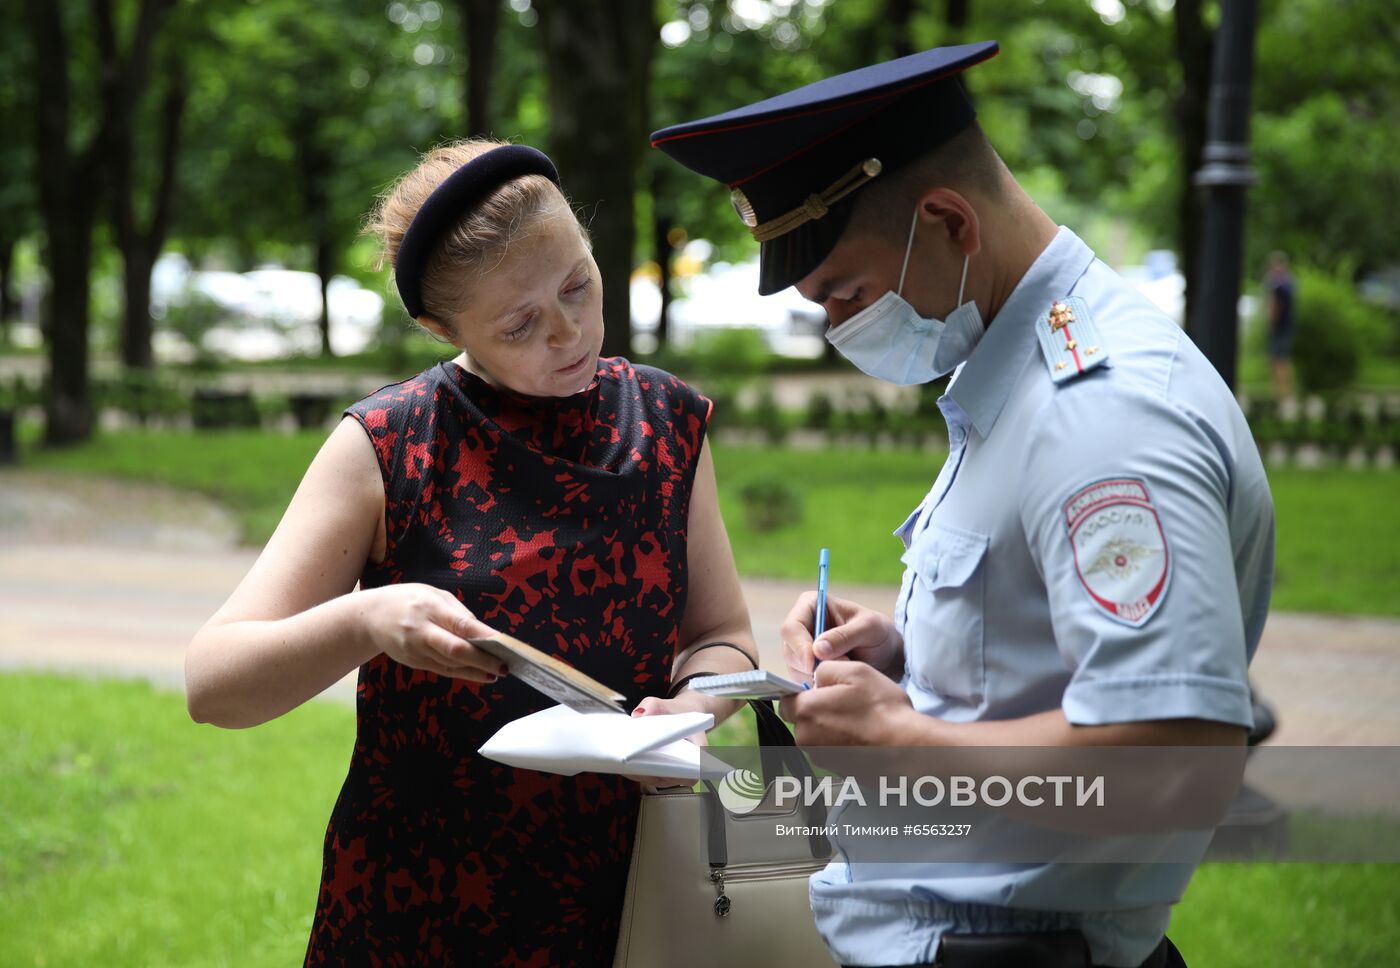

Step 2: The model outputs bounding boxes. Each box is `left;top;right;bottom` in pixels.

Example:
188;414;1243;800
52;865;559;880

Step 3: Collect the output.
824;207;985;385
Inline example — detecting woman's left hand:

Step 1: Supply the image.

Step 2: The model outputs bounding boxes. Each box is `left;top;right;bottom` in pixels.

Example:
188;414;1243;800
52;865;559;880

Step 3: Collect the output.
625;693;713;794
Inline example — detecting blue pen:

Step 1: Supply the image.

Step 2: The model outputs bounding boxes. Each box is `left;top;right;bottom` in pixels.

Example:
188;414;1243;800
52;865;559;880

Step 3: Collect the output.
805;547;830;689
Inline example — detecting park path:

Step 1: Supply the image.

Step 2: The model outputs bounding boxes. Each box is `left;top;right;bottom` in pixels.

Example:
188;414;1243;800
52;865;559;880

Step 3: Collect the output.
2;469;1399;745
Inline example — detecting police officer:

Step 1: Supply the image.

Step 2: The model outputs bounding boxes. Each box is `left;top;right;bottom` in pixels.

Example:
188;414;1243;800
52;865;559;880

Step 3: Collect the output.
652;42;1274;968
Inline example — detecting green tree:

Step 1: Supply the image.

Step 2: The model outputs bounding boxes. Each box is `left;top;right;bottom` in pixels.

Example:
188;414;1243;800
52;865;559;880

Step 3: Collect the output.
175;1;442;352
25;0;173;444
535;0;656;359
1247;0;1400;276
0;0;37;333
109;0;204;370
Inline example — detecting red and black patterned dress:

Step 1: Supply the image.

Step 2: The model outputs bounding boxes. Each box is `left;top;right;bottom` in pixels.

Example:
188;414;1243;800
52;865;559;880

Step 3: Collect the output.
304;358;711;967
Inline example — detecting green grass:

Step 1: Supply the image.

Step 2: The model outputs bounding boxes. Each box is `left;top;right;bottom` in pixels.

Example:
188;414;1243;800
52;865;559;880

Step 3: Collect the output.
1171;863;1400;966
20;430;1400;616
2;674;1397;967
0;674;353;967
715;444;948;589
1267;469;1400;615
23;427;326;545
711;444;1400;617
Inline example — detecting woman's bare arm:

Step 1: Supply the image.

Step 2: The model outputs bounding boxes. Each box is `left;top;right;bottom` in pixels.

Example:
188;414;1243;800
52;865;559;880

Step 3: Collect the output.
185;418;503;728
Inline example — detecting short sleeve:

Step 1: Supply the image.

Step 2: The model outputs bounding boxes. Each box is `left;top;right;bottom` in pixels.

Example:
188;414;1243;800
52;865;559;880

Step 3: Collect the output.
632;363;713;497
343;372;438;487
1018;383;1254;729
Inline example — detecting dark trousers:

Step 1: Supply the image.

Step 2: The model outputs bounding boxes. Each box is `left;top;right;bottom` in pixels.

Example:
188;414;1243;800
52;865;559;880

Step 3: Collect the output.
845;932;1185;968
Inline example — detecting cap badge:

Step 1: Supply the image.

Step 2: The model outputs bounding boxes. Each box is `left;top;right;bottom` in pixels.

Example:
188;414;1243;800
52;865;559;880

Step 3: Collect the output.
730;188;759;228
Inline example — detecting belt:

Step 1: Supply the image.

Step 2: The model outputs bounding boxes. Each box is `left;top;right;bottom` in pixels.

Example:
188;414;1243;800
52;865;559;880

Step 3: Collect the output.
845;932;1180;968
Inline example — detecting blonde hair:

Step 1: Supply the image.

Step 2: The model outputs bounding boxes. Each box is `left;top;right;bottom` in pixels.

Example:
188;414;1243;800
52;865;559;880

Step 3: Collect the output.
370;138;576;327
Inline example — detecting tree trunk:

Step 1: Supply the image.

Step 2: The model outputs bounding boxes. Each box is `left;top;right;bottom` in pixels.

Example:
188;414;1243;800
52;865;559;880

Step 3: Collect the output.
536;1;655;361
652;203;672;350
44;222;96;444
316;234;334;357
121;240;155;368
27;0;101;445
1173;0;1212;340
888;0;915;56
944;0;970;39
0;239;15;332
116;72;187;370
294;112;335;357
461;0;500;137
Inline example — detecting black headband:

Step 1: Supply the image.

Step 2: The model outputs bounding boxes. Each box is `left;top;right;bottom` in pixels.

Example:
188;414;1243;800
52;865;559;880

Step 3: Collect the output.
394;144;562;319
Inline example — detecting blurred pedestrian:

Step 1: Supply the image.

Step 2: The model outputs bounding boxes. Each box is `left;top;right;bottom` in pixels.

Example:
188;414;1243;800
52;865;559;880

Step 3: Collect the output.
1265;251;1297;400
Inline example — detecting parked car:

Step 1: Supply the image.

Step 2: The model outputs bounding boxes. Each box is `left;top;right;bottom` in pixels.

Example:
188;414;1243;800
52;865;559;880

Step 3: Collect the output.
151;254;385;359
663;259;826;358
1117;253;1256;329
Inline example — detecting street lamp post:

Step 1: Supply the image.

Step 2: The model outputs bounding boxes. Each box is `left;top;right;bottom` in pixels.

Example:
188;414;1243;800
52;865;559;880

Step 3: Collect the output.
1189;2;1286;845
1191;0;1260;392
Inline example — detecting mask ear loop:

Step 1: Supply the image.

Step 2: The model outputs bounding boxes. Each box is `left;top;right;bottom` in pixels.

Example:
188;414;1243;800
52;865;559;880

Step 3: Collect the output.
896;206;920;296
956;253;971;307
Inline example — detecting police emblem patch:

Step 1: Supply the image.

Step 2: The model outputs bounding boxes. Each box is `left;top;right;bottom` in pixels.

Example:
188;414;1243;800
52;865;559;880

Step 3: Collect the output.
1063;478;1170;626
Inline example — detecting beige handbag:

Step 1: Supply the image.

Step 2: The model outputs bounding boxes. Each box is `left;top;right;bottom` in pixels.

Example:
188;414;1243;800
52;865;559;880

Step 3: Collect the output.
612;701;839;967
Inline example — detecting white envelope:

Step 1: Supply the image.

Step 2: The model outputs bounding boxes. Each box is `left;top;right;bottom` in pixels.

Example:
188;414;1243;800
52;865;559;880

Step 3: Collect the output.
479;704;727;779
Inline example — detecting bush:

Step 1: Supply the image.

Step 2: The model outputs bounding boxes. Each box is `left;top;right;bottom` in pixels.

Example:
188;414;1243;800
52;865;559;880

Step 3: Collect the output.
859;392;888;448
1290;266;1387;394
750;388;789;444
190;388;260;429
674;329;774;432
684;328;773;378
96;370;187;425
804;391;835;430
161;293;229;368
737;476;803;531
2;376;43;410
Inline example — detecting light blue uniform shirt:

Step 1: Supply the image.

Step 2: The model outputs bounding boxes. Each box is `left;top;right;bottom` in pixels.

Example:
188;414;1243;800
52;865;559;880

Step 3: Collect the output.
809;228;1274;967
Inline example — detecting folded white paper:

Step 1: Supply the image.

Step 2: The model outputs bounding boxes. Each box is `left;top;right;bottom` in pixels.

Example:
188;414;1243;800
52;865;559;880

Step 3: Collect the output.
480;704;727;779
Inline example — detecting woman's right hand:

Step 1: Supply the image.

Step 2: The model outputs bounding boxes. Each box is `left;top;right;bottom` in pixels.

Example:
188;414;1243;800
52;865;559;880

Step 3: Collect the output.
360;583;508;682
781;590;905;683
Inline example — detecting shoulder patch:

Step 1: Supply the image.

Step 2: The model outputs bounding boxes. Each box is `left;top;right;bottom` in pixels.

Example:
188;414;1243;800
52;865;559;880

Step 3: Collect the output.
1063;477;1170;627
1036;296;1109;385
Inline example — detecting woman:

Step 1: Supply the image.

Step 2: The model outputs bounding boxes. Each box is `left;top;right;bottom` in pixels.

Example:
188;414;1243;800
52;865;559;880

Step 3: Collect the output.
185;140;758;966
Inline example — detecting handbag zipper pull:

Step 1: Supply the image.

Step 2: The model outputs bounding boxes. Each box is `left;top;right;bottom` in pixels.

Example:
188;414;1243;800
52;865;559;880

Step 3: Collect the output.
710;868;731;917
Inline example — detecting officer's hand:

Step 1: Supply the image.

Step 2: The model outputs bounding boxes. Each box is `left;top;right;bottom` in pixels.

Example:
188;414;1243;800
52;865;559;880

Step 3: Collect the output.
780;591;904;684
778;660;918;746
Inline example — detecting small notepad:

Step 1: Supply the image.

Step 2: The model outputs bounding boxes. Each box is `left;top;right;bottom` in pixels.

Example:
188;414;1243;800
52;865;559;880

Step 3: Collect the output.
688;669;808;699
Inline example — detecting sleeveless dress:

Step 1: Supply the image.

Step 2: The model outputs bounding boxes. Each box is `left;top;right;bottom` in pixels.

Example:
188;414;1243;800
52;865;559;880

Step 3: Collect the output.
304;358;711;967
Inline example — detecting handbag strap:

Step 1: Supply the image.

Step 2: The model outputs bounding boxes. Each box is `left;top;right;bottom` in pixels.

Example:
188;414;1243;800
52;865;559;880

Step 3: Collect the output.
749;698;811;789
702;700;829;867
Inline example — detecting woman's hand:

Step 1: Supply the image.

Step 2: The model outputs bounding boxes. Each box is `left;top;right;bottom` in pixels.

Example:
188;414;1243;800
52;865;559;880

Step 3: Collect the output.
625;692;713;793
781;590;904;683
360;583;508;682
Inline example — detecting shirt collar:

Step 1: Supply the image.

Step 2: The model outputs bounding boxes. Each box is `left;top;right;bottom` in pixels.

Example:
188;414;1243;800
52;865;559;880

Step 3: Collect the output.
947;226;1097;439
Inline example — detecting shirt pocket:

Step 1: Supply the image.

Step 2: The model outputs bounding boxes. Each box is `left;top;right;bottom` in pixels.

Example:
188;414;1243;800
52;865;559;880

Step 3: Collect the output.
900;523;990;705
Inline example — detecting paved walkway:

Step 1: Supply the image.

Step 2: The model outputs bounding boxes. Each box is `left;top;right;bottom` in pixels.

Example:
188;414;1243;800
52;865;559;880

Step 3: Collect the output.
3;470;1398;744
